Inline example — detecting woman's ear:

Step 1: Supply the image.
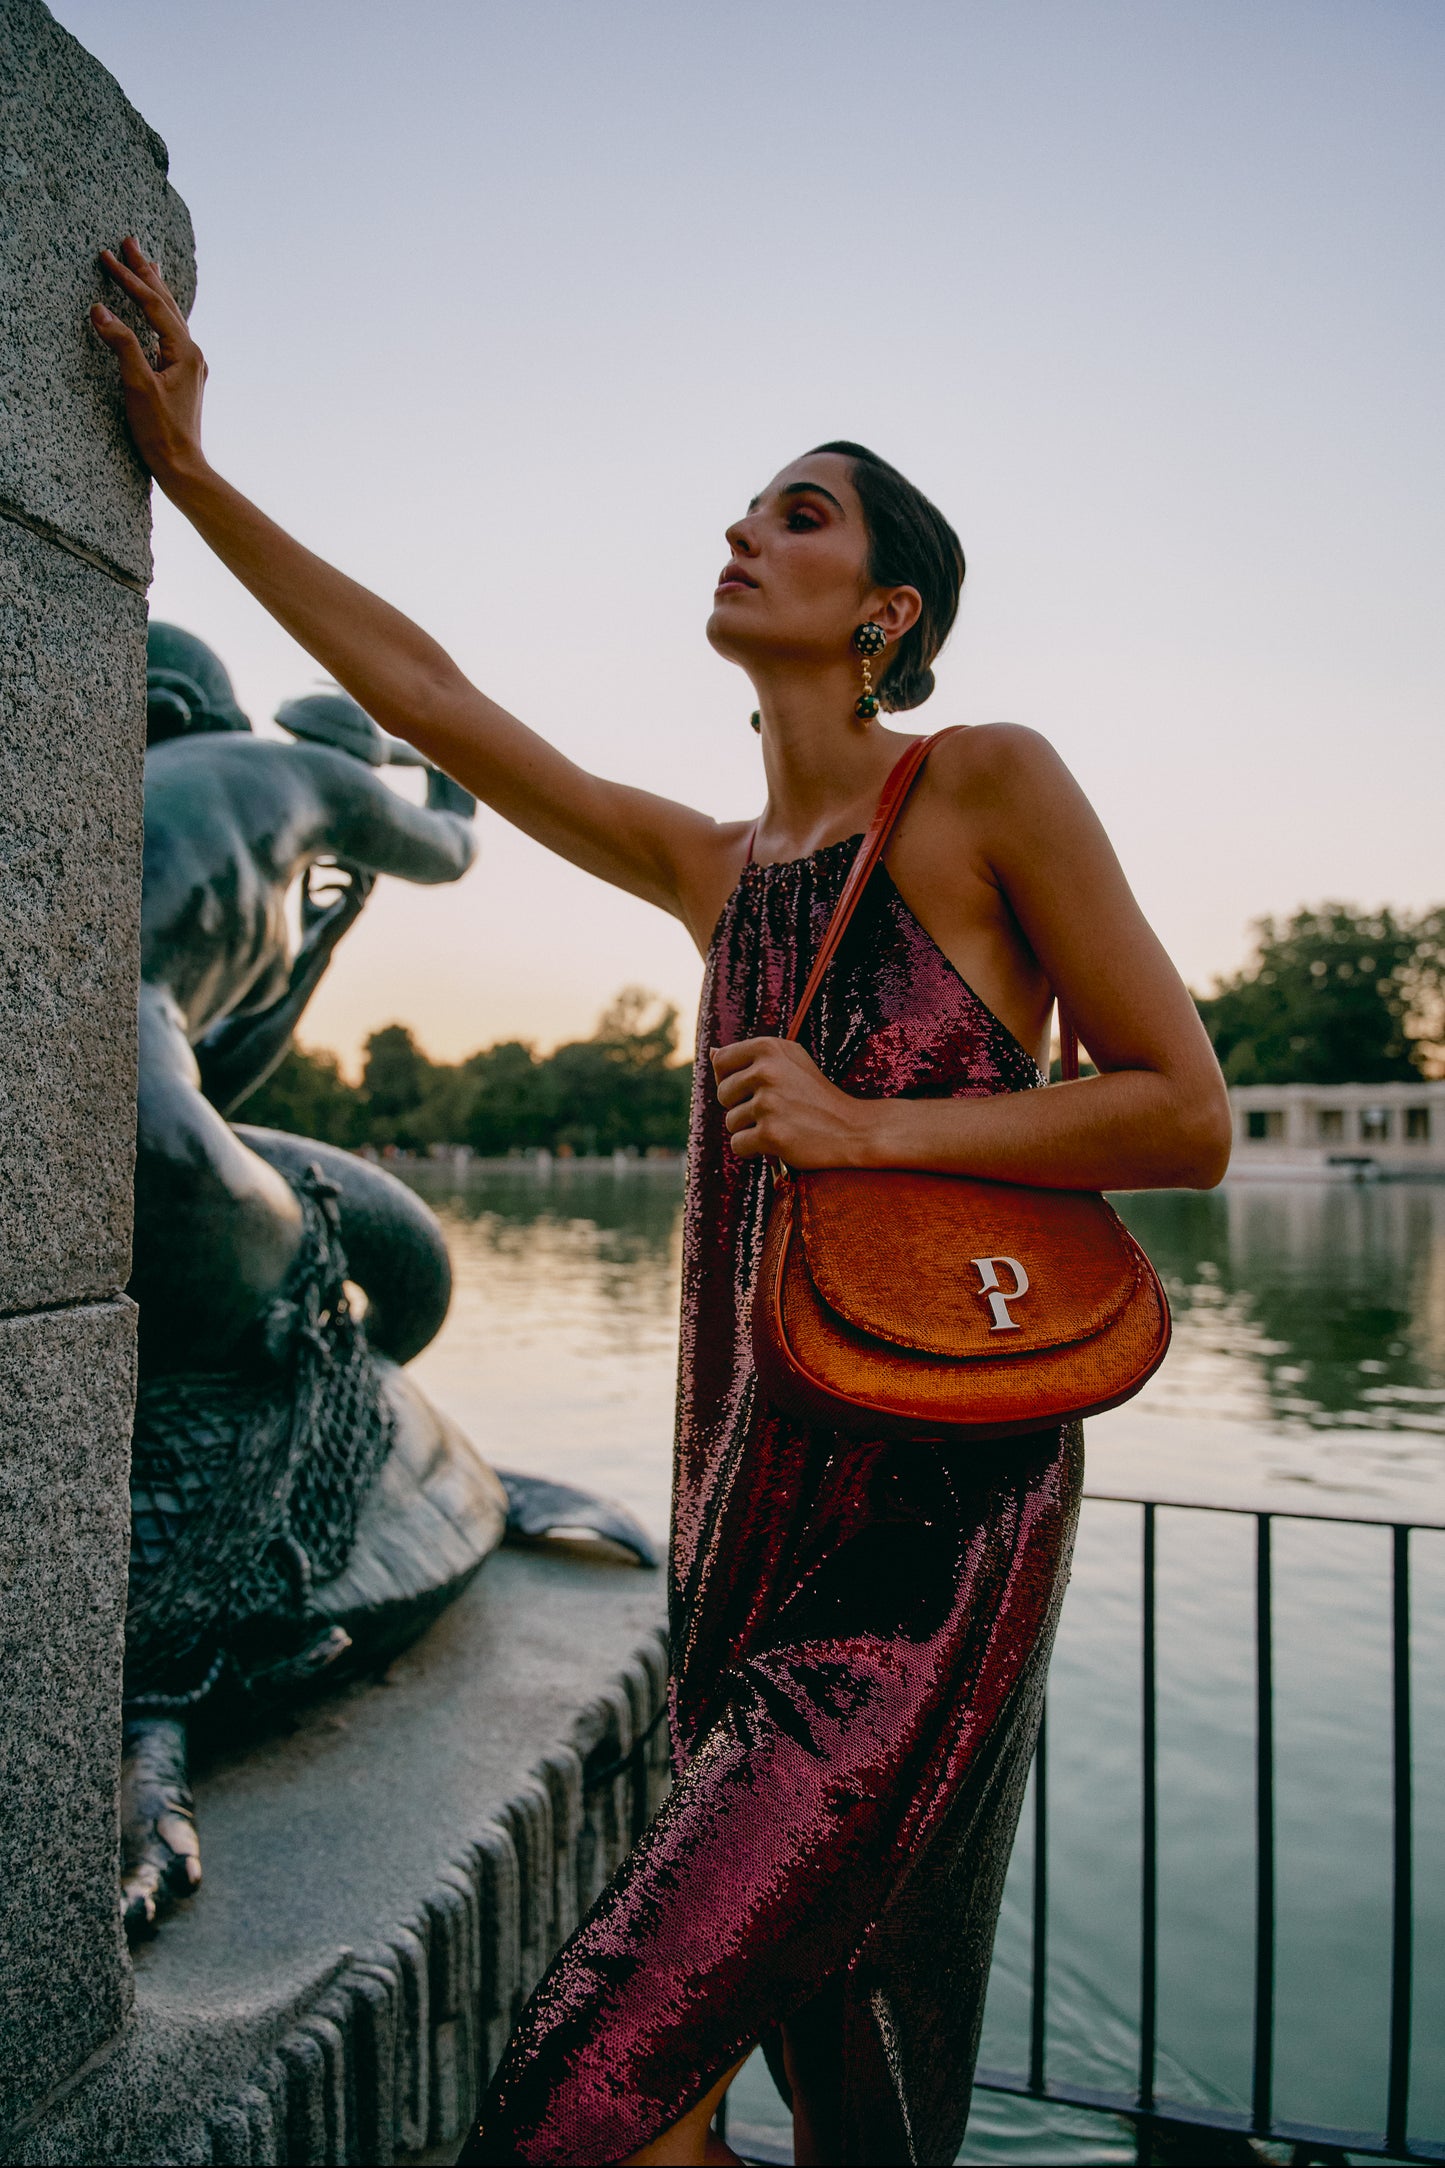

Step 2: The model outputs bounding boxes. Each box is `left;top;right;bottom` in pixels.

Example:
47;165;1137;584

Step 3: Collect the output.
874;585;923;644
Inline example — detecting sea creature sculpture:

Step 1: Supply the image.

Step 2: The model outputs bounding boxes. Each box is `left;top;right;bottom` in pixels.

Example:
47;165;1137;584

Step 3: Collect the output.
120;628;653;1935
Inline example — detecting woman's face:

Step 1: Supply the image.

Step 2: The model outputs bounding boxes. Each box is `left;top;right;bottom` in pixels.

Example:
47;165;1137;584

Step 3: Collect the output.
707;451;915;678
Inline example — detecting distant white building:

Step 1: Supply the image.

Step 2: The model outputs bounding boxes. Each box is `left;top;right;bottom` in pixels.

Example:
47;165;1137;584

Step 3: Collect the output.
1226;1080;1445;1177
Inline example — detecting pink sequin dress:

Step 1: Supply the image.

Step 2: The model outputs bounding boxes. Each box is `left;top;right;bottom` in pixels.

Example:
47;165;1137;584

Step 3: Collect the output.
461;835;1083;2166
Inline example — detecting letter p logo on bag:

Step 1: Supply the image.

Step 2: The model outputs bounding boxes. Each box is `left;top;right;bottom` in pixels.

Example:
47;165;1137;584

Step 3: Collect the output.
971;1255;1030;1332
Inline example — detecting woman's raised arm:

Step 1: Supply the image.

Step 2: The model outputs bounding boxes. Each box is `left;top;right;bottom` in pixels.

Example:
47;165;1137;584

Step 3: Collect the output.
90;239;735;940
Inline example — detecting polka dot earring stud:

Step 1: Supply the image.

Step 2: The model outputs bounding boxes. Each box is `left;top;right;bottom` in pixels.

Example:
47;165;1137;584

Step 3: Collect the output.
852;621;887;720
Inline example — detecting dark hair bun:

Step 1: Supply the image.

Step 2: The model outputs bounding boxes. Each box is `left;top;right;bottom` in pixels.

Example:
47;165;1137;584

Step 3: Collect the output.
884;661;936;713
810;442;964;713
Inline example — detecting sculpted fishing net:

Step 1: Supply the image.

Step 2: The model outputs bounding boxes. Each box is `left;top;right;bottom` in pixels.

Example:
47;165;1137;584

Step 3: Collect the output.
124;1167;394;1709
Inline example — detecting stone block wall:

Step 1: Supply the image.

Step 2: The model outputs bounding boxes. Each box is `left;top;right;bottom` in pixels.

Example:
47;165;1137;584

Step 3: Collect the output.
0;0;195;2135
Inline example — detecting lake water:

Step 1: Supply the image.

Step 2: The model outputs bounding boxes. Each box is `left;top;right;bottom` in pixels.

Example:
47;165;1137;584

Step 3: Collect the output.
401;1165;1445;2164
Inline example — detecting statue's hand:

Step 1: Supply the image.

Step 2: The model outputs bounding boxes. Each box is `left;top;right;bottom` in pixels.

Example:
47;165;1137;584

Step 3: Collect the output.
300;860;376;952
90;238;207;484
120;1718;201;1939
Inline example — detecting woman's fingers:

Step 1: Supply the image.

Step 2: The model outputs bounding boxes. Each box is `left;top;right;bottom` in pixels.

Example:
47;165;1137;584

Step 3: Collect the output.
100;240;191;362
90;306;158;392
99;247;164;313
712;1039;791;1103
710;1037;774;1079
713;1062;761;1111
90;239;208;482
100;252;185;343
712;1036;843;1159
117;233;184;310
122;238;190;335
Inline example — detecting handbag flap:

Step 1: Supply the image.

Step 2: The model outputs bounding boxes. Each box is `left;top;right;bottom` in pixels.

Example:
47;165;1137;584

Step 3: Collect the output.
792;1168;1144;1358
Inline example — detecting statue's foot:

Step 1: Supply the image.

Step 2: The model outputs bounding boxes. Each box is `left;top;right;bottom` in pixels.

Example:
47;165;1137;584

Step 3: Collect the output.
120;1715;202;1939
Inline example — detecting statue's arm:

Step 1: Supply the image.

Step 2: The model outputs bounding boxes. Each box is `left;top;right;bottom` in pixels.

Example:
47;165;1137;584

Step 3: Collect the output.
302;753;479;884
195;1000;305;1116
91;244;744;955
196;864;375;1113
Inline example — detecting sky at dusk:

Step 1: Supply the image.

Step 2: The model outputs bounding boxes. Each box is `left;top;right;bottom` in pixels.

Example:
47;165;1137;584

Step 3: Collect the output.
55;0;1445;1069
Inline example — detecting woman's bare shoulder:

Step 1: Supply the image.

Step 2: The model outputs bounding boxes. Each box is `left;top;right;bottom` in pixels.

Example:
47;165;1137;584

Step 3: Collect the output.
925;720;1079;820
930;718;1065;781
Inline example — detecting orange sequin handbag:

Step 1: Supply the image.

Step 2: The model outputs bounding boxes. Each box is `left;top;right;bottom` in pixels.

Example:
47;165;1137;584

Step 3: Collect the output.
751;731;1171;1443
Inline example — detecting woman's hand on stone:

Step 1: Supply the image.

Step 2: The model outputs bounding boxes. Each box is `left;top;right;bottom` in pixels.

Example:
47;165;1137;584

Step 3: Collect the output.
90;237;207;485
711;1038;876;1167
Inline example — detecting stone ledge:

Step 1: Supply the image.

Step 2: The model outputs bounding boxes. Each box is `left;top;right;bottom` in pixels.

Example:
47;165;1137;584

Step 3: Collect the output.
9;1546;670;2165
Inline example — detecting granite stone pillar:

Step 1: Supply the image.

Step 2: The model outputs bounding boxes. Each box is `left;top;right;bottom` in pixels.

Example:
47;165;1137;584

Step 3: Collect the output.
0;0;194;2136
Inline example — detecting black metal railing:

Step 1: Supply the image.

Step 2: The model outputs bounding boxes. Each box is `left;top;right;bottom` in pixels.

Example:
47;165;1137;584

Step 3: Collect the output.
975;1493;1445;2165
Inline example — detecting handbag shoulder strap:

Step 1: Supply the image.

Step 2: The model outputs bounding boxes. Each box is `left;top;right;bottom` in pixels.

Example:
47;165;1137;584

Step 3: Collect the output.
783;723;1081;1079
784;728;961;1042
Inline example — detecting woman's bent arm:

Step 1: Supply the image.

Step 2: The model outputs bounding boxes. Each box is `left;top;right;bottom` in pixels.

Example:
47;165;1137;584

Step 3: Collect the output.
714;1037;1229;1190
713;728;1233;1192
91;241;732;937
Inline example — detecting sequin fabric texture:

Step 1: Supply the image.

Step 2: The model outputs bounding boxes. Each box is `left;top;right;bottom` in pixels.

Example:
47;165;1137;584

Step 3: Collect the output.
461;837;1083;2166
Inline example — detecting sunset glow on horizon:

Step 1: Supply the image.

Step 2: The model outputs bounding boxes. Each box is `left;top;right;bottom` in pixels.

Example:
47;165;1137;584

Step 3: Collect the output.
57;0;1445;1069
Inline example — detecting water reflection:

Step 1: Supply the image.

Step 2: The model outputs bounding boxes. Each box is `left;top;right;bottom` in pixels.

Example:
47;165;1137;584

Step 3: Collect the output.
407;1160;681;1258
1118;1184;1445;1433
397;1163;684;1542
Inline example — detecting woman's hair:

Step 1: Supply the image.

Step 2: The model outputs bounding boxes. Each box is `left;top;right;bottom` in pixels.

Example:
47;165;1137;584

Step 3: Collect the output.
809;441;965;712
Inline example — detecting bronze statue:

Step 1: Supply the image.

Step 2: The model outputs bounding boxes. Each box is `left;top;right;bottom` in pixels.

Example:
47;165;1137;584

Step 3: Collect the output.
121;628;652;1935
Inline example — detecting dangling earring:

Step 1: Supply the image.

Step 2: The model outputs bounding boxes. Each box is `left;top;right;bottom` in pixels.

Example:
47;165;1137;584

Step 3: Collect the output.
750;710;761;733
852;621;886;720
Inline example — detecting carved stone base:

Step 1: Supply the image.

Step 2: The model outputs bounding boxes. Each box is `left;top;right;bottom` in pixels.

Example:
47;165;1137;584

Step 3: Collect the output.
8;1548;668;2165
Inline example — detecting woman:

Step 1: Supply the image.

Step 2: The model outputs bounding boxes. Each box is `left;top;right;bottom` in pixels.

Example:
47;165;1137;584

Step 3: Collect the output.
93;239;1230;2167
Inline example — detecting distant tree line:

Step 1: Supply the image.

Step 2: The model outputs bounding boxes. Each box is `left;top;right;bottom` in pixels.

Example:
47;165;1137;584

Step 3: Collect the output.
1195;904;1445;1085
237;906;1445;1155
238;987;693;1155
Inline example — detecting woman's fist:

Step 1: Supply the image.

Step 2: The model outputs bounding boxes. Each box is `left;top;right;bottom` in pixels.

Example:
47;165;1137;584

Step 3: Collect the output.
710;1037;877;1167
90;237;208;486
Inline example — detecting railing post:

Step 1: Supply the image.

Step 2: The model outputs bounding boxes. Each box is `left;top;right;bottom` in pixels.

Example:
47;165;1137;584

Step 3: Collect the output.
1140;1504;1157;2119
1029;1699;1048;2095
1252;1514;1275;2135
1387;1523;1413;2157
